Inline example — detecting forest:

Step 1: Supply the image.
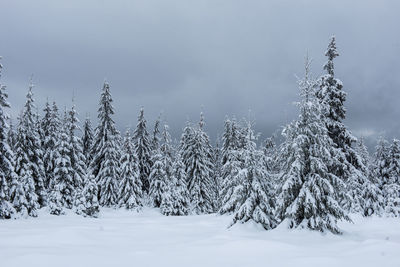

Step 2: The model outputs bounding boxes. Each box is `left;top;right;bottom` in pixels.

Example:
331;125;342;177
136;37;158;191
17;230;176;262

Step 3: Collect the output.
0;37;398;235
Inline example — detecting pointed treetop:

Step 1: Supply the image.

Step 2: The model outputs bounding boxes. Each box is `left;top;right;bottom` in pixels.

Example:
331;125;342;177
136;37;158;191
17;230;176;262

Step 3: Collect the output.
323;36;339;76
199;111;205;129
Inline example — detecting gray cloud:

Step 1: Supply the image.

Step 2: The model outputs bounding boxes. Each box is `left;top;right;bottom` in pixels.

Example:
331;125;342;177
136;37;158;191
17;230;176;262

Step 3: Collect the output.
1;0;399;150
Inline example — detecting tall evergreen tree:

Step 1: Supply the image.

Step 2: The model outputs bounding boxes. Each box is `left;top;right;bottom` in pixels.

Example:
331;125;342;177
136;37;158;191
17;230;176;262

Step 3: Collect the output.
373;137;390;191
132;108;152;193
118;129;143;210
17;82;46;206
225;121;276;229
151;115;161;152
384;139;400;217
50;117;74;210
90;82;120;206
149;151;166;208
7;117;17;152
41;101;60;189
82;115;94;166
276;58;349;234
68;103;86;191
180;114;214;214
161;152;190;216
0;58;16;218
316;36;365;211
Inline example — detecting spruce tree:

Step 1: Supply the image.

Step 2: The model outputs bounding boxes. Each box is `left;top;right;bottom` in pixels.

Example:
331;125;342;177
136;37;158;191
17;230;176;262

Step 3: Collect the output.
316;36;365;211
132;108;152;193
18;82;46;206
51;118;74;209
74;171;100;217
0;58;17;218
90;82;120;206
384;139;400;217
149;151;166;208
276;58;349;234
82;116;94;166
41;101;60;189
118;129;143;210
151;115;161;152
7;118;17;152
161;153;190;216
68;103;86;191
227;122;276;229
180;114;214;214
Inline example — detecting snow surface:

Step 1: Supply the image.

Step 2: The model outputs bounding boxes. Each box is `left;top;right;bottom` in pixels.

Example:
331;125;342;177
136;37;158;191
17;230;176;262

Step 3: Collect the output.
1;209;399;267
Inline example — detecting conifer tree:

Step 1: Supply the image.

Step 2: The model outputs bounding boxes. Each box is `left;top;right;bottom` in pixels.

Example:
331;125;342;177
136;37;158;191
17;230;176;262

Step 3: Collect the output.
7;118;17;152
384;139;400;217
316;36;365;211
42;101;60;189
68;103;86;191
226;121;276;229
14;116;39;217
132;108;152;193
180;114;214;214
18;82;47;206
51;118;74;209
276;58;349;234
149;151;166;208
82;116;94;166
151;115;161;152
90;82;120;205
161;153;190;216
118;129;143;210
74;172;100;217
0;58;17;218
373;137;390;191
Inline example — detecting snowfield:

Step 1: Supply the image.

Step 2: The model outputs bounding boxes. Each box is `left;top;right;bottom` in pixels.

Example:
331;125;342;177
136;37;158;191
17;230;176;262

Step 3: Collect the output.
1;209;399;267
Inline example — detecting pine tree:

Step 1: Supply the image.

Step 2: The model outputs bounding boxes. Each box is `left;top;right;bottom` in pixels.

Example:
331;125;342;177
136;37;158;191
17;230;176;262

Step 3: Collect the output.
118;129;143;210
384;139;400;217
82;116;94;166
276;57;349;234
7;118;17;152
151;115;161;152
51;118;74;209
74;171;100;217
149;151;166;208
90;82;120;206
373;137;390;191
67;103;86;191
17;82;47;207
316;36;365;211
356;138;383;216
41;101;60;189
132;108;152;193
226;122;276;229
180;114;214;214
0;58;17;218
161;153;190;216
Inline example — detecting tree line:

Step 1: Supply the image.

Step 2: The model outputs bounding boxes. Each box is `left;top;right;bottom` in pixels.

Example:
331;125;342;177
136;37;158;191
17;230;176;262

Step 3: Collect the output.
0;37;399;234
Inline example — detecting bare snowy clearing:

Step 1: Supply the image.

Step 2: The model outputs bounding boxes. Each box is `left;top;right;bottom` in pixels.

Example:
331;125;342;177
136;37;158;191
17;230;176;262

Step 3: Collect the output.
1;209;399;267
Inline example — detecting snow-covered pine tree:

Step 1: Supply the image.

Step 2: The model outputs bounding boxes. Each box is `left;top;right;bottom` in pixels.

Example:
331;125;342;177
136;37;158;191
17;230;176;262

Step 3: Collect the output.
118;129;143;210
149;150;166;208
212;139;223;210
160;124;173;181
384;139;400;217
180;114;214;214
67;103;86;191
41;101;60;189
276;57;349;234
18;82;47;206
90;82;120;206
50;115;75;210
133;108;152;194
161;152;190;216
373;137;390;191
263;136;277;173
225;121;276;229
316;36;365;212
74;171;100;217
0;59;17;218
82;116;94;166
13;114;39;217
356;138;383;216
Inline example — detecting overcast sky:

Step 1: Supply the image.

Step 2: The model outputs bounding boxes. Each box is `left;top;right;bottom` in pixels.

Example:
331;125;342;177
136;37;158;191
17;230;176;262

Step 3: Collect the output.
1;0;399;149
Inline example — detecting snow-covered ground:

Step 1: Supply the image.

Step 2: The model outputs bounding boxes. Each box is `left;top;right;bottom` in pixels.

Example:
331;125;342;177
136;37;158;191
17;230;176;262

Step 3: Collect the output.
1;209;399;267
